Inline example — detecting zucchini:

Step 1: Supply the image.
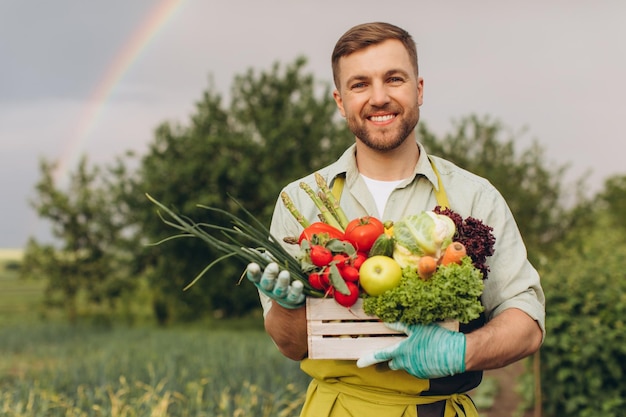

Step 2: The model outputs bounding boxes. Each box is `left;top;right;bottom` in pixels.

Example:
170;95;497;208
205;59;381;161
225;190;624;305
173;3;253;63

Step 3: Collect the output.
368;233;395;257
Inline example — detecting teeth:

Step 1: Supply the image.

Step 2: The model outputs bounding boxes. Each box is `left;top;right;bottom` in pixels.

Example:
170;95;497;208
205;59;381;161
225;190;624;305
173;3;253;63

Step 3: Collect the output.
370;114;395;122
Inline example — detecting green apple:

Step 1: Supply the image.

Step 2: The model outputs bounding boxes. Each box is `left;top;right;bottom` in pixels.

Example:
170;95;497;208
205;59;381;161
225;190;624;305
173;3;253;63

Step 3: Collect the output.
359;255;402;296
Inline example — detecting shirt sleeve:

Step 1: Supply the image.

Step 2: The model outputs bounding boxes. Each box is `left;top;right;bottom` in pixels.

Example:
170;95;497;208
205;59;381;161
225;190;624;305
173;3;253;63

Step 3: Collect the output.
477;187;546;338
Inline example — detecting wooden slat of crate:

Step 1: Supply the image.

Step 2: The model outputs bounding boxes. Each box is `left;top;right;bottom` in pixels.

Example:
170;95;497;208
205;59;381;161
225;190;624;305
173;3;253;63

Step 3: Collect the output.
306;297;406;360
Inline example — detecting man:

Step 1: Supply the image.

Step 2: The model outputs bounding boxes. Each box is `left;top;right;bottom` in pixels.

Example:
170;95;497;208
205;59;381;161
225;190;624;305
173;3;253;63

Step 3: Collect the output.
258;22;545;416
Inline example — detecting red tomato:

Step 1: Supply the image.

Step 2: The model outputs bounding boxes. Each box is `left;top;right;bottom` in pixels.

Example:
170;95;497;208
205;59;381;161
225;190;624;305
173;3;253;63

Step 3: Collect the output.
310;245;333;267
344;216;385;253
333;281;360;307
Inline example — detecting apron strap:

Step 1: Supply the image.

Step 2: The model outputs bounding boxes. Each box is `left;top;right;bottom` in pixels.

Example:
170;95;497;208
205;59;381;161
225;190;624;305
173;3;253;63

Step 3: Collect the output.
428;157;450;209
331;175;345;202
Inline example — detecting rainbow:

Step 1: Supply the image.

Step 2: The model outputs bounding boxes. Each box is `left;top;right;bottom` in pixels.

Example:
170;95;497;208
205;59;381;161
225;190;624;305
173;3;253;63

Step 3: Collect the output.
53;0;185;186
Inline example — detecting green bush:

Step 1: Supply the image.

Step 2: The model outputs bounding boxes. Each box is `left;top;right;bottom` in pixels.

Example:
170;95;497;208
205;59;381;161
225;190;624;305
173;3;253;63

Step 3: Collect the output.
539;214;626;416
3;260;21;271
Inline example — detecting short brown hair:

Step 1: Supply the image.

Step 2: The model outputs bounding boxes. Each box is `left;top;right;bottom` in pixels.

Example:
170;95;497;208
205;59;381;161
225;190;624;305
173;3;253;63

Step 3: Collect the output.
331;22;419;89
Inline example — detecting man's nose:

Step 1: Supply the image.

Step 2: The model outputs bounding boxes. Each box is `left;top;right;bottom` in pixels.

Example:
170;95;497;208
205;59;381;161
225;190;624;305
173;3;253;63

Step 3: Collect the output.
369;83;391;107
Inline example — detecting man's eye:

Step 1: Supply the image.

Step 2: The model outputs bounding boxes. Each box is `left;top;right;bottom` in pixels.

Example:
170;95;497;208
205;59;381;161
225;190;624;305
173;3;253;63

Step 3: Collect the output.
351;82;367;89
388;77;404;84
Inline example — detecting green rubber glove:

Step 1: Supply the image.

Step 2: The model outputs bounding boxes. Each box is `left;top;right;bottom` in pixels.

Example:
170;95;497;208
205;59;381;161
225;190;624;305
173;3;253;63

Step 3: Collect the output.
246;262;305;309
356;322;466;379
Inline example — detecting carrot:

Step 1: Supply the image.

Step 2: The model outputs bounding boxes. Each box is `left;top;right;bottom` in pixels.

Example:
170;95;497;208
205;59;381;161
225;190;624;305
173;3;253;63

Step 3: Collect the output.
417;255;438;281
440;242;467;266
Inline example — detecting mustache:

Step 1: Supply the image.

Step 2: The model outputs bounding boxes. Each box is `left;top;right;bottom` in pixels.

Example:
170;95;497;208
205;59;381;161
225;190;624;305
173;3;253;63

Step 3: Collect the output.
362;104;401;116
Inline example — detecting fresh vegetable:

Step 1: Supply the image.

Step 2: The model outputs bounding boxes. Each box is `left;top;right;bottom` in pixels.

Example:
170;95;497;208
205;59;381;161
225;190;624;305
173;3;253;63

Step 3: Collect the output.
320;267;331;288
298;222;344;244
433;206;495;278
383;220;394;236
145;194;326;297
359;255;403;296
310;245;333;267
332;253;351;269
326;263;351;295
440;242;467;266
314;172;350;230
344;216;385;253
340;265;360;282
353;252;368;270
393;211;456;268
308;272;325;290
363;257;484;325
281;191;310;228
333;281;360;307
299;181;344;230
368;232;395;257
391;244;421;271
148;170;496;317
417;255;437;281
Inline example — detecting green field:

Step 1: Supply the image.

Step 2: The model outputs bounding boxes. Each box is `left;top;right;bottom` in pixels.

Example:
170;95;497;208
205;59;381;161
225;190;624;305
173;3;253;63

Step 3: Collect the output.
0;250;310;416
0;249;46;325
0;322;309;416
0;249;498;416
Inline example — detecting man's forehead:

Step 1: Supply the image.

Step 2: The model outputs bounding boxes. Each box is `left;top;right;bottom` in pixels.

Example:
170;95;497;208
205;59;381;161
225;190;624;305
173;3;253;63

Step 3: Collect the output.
336;40;415;79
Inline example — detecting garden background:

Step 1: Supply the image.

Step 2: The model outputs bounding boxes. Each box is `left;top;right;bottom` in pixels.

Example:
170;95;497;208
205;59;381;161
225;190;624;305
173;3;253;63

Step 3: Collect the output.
2;2;625;414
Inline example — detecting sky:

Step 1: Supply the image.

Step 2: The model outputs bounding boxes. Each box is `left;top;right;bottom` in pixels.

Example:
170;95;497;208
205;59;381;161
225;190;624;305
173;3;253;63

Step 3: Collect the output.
1;0;625;248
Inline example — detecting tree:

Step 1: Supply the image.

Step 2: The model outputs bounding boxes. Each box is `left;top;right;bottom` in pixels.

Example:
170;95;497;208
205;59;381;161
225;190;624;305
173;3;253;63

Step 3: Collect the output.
418;115;593;265
21;157;135;323
597;174;626;231
123;57;353;322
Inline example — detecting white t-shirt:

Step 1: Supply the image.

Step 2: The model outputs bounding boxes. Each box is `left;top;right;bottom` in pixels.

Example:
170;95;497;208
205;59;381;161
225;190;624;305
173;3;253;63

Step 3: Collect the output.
360;174;405;217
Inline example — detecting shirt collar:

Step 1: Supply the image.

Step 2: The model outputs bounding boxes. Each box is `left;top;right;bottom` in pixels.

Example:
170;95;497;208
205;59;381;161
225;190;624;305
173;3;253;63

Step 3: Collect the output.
414;142;441;191
328;141;440;191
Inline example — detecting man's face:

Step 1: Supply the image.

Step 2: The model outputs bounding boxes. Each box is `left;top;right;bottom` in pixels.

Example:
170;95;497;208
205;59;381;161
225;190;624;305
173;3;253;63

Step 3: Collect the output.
333;39;424;152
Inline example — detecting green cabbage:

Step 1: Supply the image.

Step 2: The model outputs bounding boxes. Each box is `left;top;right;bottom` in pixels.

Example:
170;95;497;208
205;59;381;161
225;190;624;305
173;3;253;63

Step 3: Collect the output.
392;211;455;267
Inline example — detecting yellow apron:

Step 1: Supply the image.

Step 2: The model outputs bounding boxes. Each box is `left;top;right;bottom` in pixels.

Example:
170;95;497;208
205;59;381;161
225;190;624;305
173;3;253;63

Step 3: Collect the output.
300;161;477;417
299;359;477;417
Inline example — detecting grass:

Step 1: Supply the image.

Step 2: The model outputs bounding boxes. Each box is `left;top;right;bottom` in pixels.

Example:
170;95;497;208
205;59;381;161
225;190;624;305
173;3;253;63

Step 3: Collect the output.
0;249;500;416
0;248;47;325
0;251;309;416
0;322;310;417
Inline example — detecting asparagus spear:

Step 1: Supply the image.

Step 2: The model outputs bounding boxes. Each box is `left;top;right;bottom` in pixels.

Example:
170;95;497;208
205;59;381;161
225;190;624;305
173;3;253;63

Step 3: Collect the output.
299;182;343;230
280;191;310;228
314;173;349;229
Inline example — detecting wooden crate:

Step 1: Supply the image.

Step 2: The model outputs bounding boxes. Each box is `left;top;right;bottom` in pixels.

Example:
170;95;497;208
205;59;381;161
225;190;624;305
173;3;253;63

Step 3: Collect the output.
306;297;459;360
306;297;404;360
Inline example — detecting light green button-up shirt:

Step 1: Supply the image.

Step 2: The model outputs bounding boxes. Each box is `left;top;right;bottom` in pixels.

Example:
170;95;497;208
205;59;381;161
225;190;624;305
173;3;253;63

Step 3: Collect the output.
265;142;546;336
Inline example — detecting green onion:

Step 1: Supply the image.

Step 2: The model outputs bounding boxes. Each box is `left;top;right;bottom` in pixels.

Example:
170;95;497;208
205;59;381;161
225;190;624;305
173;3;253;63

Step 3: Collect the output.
145;193;324;296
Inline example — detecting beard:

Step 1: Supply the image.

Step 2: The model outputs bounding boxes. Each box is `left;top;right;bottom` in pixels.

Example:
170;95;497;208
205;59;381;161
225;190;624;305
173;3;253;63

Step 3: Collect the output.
346;106;420;152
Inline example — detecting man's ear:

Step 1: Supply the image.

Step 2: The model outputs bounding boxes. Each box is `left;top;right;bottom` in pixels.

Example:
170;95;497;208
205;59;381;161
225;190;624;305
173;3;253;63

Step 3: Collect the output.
417;77;424;107
333;89;346;117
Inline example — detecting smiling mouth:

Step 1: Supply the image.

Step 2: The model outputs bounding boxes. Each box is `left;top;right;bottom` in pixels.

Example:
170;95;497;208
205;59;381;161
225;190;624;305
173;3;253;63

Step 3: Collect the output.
368;114;396;123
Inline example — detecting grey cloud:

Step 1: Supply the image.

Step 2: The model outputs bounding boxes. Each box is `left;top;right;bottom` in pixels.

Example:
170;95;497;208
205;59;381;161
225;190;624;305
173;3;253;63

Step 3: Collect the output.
0;1;153;101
